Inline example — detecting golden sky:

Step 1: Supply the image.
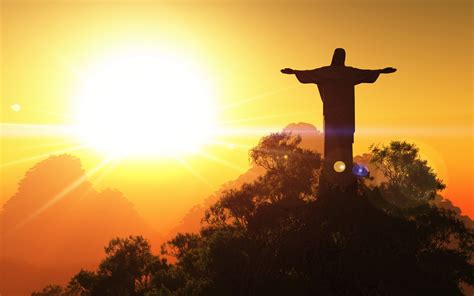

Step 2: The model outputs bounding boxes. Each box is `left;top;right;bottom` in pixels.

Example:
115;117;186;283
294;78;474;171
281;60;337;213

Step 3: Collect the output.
1;0;472;232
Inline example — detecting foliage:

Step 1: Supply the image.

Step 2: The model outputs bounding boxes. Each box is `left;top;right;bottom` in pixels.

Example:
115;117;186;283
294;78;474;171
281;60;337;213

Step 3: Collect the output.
33;134;473;296
205;132;321;229
32;285;65;296
369;141;446;207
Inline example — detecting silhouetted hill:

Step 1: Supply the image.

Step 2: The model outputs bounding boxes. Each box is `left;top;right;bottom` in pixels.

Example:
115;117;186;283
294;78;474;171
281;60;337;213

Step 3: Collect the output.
282;122;324;151
0;155;157;296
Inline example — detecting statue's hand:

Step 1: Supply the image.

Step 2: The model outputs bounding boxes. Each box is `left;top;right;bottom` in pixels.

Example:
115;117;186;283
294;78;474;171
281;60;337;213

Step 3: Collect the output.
381;67;397;74
281;68;295;74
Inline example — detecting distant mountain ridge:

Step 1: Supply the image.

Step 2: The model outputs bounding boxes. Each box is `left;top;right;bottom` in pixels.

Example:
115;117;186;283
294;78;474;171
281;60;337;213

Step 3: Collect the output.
0;154;158;296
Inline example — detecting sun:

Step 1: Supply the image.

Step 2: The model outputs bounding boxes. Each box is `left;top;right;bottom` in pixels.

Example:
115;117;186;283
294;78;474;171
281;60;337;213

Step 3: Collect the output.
74;47;217;157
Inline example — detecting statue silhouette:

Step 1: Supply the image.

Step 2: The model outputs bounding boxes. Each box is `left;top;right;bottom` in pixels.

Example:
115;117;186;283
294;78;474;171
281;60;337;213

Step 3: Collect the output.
282;48;396;191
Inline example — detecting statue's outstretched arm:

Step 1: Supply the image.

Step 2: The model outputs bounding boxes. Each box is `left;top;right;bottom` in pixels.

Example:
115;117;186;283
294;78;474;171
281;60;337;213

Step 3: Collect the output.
354;67;396;84
379;67;397;74
281;68;296;74
281;68;320;84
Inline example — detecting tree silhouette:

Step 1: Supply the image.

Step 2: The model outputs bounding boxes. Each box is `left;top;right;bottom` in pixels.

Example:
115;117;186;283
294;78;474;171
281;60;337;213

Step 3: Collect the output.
205;132;321;228
33;133;473;296
56;236;168;296
369;141;446;208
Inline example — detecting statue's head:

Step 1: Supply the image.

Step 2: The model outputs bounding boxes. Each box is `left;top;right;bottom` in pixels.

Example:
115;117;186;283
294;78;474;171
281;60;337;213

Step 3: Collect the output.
331;48;346;66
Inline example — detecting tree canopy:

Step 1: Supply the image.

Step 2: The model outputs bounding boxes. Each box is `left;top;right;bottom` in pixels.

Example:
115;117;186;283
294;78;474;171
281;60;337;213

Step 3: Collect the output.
32;133;473;296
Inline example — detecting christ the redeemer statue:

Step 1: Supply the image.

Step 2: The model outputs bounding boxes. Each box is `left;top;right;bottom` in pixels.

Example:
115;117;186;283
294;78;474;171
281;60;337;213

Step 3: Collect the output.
282;48;396;190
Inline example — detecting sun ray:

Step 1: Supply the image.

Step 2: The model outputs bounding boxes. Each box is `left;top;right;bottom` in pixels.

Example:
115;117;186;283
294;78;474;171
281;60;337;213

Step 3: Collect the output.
0;144;90;169
355;126;474;137
33;109;77;122
88;157;121;187
208;139;253;150
219;85;297;111
197;151;247;172
20;138;84;152
215;126;281;137
4;158;112;237
213;125;474;138
0;123;74;138
220;111;312;125
174;156;214;189
58;157;117;219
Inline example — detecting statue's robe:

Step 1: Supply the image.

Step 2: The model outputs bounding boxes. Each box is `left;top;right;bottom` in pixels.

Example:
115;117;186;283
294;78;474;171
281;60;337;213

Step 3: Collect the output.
294;66;380;185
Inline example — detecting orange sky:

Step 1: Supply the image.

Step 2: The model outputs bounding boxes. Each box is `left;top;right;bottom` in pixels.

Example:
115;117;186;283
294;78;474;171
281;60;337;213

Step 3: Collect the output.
1;0;472;233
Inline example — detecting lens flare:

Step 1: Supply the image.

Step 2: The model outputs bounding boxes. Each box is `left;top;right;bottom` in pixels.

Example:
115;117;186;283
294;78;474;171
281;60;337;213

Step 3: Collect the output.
10;103;21;112
352;164;369;177
333;161;346;173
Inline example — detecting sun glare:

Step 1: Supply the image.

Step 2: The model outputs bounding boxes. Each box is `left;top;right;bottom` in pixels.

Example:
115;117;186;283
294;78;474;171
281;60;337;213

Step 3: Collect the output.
74;47;216;158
